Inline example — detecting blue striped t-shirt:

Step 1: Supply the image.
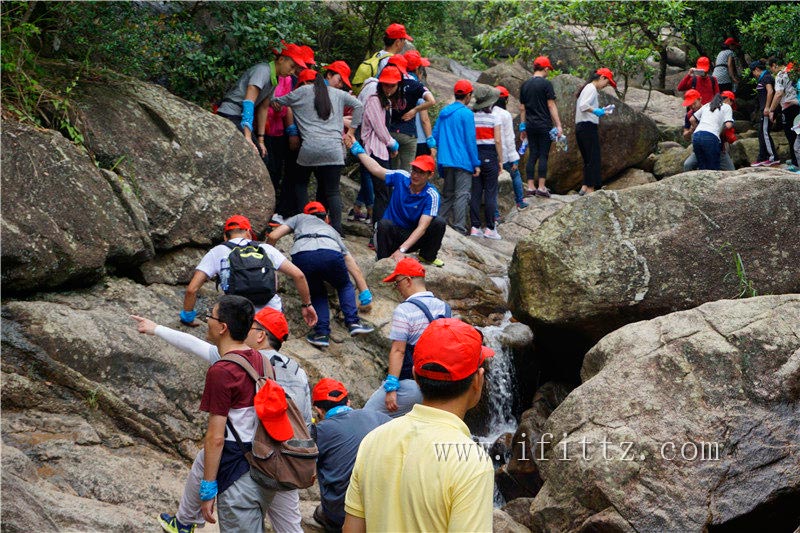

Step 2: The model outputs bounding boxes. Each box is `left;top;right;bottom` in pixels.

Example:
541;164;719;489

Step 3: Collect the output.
383;171;440;230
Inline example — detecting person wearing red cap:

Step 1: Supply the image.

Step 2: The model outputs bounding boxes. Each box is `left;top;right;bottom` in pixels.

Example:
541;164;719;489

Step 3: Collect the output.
273;67;364;235
403;50;437;159
681;89;735;172
362;257;451;418
351;23;413;95
324;61;352;91
767;56;799;168
216;42;307;155
309;378;390;531
713;38;741;93
132;306;311;533
346;142;446;266
690;92;736;170
575;68;616;195
433;79;482;236
267;201;374;347
519;55;563;199
677;56;720;105
181;214;317;329
344;318;495;532
493;85;528;210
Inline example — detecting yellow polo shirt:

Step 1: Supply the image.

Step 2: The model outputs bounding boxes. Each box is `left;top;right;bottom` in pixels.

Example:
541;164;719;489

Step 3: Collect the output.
344;404;494;532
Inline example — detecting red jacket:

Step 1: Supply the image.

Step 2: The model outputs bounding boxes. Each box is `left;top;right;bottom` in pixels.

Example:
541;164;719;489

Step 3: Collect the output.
677;74;720;104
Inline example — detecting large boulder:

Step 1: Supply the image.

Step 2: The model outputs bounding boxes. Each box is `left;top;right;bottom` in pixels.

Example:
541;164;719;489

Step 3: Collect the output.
510;168;800;342
1;120;154;293
604;168;656;190
652;145;691;178
542;75;660;193
617;84;685;143
528;295;800;532
72;72;273;250
477;61;532;99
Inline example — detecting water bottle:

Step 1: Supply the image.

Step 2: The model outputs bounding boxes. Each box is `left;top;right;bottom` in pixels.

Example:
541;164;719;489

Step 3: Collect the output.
557;134;568;152
518;139;528;156
219;257;230;292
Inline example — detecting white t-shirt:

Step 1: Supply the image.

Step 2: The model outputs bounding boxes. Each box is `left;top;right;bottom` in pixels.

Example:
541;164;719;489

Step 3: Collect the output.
492;106;520;164
692;102;734;139
195;237;286;311
774;69;799;109
575;83;599;124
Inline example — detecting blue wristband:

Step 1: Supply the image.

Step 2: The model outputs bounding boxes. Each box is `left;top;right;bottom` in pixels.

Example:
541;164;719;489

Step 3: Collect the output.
350;140;366;156
426;135;436;149
384;374;400;392
592;108;606;117
180;310;197;325
389;139;400;152
359;289;373;306
285;123;299;136
518;122;526;132
199;479;218;501
240;100;255;132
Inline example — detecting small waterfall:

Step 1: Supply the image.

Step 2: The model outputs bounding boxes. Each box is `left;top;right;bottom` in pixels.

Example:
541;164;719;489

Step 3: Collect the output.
477;311;519;442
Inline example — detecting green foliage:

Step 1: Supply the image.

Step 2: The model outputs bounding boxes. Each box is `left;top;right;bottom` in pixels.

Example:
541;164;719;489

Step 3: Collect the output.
737;3;800;82
719;243;757;299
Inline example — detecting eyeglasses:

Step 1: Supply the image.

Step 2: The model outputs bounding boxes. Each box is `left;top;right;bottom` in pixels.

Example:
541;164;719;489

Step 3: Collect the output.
394;276;410;287
205;314;221;323
251;326;267;333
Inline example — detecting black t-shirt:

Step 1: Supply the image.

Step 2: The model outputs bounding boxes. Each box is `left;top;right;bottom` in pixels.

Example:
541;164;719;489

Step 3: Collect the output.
755;72;775;110
389;79;426;137
520;76;557;133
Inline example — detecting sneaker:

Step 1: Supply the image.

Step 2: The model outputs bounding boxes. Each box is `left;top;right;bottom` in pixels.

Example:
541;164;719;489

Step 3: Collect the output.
419;255;445;267
516;201;529;210
268;214;285;227
750;161;767;167
484;227;502;240
766;159;781;167
346;208;357;221
363;216;372;225
524;188;537;198
469;227;483;237
158;513;196;533
535;187;551;198
348;322;374;336
306;333;330;347
367;238;375;251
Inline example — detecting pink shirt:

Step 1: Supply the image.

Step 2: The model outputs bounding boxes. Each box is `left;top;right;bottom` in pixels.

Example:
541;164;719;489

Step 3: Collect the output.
361;94;394;160
266;76;293;136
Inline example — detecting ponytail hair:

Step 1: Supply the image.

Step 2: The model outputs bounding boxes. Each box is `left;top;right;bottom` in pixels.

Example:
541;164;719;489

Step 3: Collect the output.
576;72;602;100
313;74;332;121
709;93;724;112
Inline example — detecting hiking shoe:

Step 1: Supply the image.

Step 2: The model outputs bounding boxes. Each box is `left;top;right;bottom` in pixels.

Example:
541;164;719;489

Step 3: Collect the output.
484;228;502;240
469;227;483;237
158;513;196;533
517;201;529;210
306;333;330;347
348;322;374;336
419;255;445;267
535;187;551;198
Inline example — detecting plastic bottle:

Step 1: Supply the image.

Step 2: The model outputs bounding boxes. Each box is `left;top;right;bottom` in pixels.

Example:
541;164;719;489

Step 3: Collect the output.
219;258;230;292
518;139;529;156
557;135;568;152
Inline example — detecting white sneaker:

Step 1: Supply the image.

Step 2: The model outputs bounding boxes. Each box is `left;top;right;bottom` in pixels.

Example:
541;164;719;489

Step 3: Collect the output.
484;228;502;240
469;227;483;237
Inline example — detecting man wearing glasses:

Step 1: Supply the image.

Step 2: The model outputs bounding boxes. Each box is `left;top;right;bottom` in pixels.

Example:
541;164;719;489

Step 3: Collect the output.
362;257;451;418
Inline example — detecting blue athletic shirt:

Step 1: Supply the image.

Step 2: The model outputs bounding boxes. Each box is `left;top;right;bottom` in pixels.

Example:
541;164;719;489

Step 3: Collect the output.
382;170;440;230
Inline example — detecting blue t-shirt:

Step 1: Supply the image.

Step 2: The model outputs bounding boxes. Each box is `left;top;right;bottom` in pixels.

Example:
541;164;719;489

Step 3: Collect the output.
382;170;440;230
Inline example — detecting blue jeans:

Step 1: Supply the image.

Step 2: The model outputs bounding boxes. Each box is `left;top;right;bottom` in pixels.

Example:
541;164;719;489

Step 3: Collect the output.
503;161;525;204
291;249;358;336
692;131;721;170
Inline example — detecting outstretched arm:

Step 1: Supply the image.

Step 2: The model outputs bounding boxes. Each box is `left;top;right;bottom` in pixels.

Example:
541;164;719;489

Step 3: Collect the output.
131;315;220;364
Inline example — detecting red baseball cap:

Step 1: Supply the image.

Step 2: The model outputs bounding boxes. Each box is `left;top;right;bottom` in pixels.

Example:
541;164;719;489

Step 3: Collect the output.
724;37;739;46
411;154;436;173
454;79;473;95
404;50;430;71
413;318;495;381
383;257;426;282
303;201;326;215
277;42;308;69
299;45;316;66
721;90;736;101
312;377;349;403
387;54;408;75
696;57;711;72
378;66;402;85
533;56;553;69
495;85;509;98
224;215;252;232
385;23;413;41
254;380;293;441
325;60;352;88
682;89;701;107
297;69;318;85
254;307;289;342
595;67;617;88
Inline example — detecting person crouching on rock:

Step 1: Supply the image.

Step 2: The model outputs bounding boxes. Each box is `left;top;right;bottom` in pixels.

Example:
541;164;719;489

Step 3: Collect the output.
575;68;616;196
690;91;736;170
682;89;736;172
267;201;375;348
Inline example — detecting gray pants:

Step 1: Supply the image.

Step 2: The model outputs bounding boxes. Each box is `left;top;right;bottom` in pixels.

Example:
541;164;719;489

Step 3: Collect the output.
684;151;735;172
177;449;301;532
363;379;422;418
390;132;418;173
218;471;276;533
438;167;473;235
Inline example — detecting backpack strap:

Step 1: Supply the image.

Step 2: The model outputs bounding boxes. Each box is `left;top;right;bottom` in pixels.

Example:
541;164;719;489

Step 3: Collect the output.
404;297;436;322
223;240;261;250
219;352;276;382
294;233;339;243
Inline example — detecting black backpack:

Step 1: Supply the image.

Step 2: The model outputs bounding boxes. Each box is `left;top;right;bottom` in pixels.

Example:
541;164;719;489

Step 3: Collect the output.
222;241;277;306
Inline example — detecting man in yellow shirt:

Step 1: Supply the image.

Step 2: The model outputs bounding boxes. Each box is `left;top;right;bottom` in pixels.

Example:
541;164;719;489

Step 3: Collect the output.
343;318;495;532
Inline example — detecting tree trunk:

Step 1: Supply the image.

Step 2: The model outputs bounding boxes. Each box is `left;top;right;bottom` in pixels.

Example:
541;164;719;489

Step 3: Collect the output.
659;46;668;89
